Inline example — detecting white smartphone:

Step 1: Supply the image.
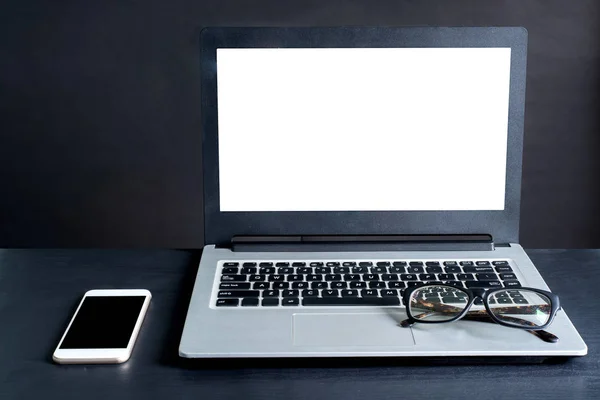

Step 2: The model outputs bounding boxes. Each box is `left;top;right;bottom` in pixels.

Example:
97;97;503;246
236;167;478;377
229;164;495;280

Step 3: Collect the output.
53;289;151;364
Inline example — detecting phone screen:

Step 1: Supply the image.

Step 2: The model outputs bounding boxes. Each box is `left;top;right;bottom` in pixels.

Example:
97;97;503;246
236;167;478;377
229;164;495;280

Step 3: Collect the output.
60;296;146;349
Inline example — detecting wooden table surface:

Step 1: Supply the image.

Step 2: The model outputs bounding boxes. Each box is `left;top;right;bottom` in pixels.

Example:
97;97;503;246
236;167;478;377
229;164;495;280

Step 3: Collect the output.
0;249;598;400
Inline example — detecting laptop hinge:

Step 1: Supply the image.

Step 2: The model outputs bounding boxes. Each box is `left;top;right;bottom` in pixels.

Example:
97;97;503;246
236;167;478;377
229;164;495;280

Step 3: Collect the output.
228;234;494;252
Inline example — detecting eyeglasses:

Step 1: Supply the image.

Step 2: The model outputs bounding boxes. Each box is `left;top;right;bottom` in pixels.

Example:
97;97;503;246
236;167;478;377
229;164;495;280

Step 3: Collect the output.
400;284;561;343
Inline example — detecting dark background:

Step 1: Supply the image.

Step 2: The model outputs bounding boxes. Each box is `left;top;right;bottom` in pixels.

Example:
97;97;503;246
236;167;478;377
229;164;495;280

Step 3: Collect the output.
1;0;599;249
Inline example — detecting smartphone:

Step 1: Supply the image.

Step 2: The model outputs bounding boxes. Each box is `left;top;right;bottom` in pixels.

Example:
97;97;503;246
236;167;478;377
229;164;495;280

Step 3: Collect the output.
53;289;151;364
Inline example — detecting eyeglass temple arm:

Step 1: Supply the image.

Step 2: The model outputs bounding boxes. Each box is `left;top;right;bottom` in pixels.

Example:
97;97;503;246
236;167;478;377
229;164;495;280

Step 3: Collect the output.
400;312;559;343
459;313;559;343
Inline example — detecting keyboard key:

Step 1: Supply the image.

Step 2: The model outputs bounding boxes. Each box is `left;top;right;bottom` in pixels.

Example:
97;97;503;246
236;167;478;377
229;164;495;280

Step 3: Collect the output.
381;289;398;297
499;273;517;280
425;261;440;267
390;266;406;273
476;273;499;281
514;298;529;304
297;267;312;274
392;261;407;266
359;261;373;267
444;266;461;273
283;290;299;297
315;267;331;274
286;274;303;282
492;261;510;266
292;282;309;289
406;281;421;287
303;297;400;306
292;262;306;267
311;282;328;289
259;267;275;274
389;281;406;289
463;266;494;273
333;267;350;274
352;266;368;273
400;274;418;281
466;281;502;288
457;273;474;281
495;266;513;272
326;261;340;267
273;282;289;289
444;281;465;288
250;275;266;281
219;283;251;290
443;261;458;267
263;290;280;297
442;296;467;304
283;298;300;306
349;281;367;289
223;262;239;267
222;267;238;274
243;262;257;267
344;274;361;281
497;298;513;304
382;274;398;281
276;262;290;267
302;289;319;297
216;299;238;307
323;289;339;297
342;289;359;297
362;289;378;297
253;282;269;290
219;290;260;298
438;274;455;281
262;298;279;306
377;261;391;267
342;261;356;267
259;262;273;267
364;274;379;281
369;282;386;289
306;274;323;281
268;275;285;282
419;274;436;281
372;266;387;273
325;274;342;281
278;267;294;274
409;261;423;266
241;298;259;307
407;266;424;273
476;261;491;266
221;275;246;282
331;282;347;289
460;261;474;266
309;262;323;267
426;266;443;274
241;267;257;274
503;280;522;288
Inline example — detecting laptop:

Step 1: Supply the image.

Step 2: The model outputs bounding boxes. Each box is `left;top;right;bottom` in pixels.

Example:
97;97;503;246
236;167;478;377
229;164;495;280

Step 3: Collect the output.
179;27;587;358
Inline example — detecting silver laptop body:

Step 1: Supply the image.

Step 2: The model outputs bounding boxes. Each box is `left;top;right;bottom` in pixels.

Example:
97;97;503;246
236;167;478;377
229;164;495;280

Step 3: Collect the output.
179;27;587;358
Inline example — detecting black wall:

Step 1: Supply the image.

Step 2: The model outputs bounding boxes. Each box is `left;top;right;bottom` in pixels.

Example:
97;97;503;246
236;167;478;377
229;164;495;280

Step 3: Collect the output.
1;1;599;248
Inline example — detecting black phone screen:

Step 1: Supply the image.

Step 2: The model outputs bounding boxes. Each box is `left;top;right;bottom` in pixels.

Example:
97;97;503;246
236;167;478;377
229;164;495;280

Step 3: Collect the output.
59;296;146;349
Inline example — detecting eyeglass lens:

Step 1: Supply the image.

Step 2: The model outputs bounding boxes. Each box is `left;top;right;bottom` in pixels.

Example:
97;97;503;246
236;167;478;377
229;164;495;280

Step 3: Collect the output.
487;289;551;328
409;286;469;322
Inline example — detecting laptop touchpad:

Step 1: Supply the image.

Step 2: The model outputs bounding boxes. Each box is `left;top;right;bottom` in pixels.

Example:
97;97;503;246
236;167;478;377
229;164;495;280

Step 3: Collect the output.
293;313;416;347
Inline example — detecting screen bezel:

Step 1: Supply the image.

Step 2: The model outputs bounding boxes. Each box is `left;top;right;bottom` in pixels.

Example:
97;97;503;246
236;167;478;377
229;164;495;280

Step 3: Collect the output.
53;289;151;363
200;27;527;246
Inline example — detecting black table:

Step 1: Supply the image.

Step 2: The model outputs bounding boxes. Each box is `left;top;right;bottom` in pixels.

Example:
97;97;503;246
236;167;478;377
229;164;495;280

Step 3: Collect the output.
1;249;598;399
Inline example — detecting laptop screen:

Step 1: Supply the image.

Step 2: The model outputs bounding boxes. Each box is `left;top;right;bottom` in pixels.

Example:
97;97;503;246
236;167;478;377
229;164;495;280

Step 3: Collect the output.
216;48;512;212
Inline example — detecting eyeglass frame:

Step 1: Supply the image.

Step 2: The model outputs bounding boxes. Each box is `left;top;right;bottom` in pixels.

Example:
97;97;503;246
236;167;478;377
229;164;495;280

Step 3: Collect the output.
402;283;561;331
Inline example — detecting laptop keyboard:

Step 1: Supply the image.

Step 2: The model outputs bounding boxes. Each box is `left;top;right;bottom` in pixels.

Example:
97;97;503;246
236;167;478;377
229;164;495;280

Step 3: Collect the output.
214;260;521;308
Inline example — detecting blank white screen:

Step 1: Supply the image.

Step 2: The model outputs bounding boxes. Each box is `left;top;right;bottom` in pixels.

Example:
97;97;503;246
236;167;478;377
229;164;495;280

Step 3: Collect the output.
217;48;511;211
